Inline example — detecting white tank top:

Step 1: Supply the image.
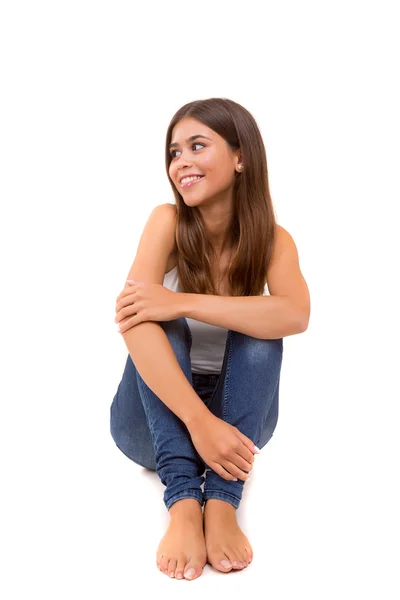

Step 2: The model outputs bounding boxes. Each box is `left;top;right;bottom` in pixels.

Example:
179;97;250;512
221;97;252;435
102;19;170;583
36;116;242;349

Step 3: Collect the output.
163;265;269;375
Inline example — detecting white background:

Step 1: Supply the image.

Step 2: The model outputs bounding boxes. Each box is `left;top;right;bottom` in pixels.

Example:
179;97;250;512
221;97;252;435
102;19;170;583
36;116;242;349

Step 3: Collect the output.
1;1;399;598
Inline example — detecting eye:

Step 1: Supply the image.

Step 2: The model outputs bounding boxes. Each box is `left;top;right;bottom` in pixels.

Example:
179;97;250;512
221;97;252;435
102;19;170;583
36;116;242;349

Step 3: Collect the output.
170;142;205;159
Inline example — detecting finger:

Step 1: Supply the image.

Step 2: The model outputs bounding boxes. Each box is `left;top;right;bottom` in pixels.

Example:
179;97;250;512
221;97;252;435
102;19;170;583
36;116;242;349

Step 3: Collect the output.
114;303;135;323
221;459;251;482
237;431;260;457
125;281;141;288
119;290;136;304
115;292;136;314
116;283;138;303
230;452;254;473
211;462;237;482
235;440;256;466
118;315;140;333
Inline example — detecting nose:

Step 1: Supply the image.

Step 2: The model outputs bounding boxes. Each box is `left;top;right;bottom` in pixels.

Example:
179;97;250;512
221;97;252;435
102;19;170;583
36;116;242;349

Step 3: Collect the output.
177;157;193;171
175;158;194;182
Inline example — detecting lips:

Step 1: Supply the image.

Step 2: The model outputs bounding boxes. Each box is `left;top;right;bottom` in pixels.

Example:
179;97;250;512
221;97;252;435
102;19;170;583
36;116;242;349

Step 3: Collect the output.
180;173;204;183
180;175;205;189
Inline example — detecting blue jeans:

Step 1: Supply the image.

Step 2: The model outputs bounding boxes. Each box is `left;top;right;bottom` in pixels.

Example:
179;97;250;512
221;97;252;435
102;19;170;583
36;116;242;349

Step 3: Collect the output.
110;317;283;511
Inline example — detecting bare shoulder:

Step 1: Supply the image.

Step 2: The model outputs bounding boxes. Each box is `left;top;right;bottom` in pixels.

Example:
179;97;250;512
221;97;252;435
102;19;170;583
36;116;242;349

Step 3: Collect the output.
162;202;177;215
152;203;177;234
160;203;177;236
269;224;300;264
156;203;178;271
155;202;177;220
124;203;178;285
267;223;310;326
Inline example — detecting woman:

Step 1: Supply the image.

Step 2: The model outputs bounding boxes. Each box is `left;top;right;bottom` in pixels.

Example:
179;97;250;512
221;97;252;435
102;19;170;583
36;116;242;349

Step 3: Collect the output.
111;98;310;581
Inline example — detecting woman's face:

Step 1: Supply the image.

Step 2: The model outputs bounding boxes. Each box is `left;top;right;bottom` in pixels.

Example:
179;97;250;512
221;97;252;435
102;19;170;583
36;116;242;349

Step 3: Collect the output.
168;117;241;206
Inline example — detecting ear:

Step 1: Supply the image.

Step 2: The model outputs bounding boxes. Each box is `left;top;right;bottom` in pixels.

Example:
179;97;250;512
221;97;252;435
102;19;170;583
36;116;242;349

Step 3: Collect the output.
235;157;244;173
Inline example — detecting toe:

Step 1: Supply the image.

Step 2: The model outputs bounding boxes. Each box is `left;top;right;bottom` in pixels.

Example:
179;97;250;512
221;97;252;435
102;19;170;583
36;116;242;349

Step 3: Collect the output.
168;558;177;578
227;550;244;570
245;547;253;563
208;550;233;572
184;560;204;580
235;549;247;568
175;554;186;580
159;555;169;575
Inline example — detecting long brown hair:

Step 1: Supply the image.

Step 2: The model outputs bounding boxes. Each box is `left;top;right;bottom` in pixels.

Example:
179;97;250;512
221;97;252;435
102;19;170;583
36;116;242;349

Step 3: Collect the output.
165;98;277;297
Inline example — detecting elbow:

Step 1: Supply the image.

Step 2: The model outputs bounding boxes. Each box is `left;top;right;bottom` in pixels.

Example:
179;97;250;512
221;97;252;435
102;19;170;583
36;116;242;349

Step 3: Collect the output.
297;308;310;333
290;300;310;333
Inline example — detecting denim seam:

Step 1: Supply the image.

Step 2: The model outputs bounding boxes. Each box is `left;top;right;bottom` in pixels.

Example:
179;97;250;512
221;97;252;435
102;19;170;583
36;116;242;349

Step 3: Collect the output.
222;331;235;421
166;490;204;509
204;489;240;503
203;490;240;508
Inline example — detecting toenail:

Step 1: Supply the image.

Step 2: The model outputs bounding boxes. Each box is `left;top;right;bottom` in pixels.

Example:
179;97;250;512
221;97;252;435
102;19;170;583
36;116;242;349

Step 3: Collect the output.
169;572;174;578
177;572;183;579
233;561;240;567
184;568;196;580
220;559;232;569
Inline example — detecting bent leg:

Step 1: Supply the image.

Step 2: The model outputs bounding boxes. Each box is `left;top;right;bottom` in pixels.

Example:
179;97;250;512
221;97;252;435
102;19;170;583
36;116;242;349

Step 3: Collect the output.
110;352;157;470
203;332;283;509
110;318;206;510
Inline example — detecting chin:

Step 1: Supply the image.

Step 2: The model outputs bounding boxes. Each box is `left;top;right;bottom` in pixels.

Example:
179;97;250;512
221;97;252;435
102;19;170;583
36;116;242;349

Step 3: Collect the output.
182;198;204;208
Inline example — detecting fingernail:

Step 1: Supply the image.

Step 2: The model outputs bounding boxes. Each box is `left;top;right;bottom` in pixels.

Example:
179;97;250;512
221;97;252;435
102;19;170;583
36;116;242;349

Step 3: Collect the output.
232;478;238;481
253;445;261;453
184;568;196;580
116;324;120;332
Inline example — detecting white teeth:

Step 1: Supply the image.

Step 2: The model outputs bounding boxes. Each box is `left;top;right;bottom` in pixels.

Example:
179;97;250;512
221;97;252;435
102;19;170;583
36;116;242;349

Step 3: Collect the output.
181;175;203;185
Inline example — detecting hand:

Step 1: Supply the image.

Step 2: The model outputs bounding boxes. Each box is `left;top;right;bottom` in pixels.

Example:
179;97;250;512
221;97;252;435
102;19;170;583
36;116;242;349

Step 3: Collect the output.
115;281;182;333
187;412;258;482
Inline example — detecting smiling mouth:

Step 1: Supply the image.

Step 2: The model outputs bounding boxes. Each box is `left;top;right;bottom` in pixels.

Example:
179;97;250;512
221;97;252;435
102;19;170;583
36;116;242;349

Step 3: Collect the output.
180;175;205;189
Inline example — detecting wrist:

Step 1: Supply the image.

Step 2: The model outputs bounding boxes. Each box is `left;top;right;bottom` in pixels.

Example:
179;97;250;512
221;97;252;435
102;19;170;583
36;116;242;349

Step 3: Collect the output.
184;401;211;433
176;292;195;319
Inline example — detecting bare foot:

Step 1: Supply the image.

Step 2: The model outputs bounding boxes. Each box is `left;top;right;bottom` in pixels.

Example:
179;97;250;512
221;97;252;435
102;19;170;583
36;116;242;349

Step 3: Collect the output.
156;498;207;581
204;499;253;572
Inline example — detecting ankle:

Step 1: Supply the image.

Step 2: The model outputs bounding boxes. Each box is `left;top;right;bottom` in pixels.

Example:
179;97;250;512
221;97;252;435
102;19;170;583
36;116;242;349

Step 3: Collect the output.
204;499;237;516
169;498;203;520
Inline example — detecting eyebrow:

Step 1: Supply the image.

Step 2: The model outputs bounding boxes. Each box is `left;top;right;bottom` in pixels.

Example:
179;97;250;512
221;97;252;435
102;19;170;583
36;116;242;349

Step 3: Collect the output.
169;134;212;150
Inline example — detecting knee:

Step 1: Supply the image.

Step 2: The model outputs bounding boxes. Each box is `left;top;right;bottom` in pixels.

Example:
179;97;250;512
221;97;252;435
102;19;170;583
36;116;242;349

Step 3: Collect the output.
110;426;157;471
232;332;283;366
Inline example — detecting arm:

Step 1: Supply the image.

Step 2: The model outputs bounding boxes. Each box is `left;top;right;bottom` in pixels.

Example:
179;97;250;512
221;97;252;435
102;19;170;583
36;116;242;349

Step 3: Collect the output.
121;321;257;480
121;320;257;482
181;293;302;339
116;204;208;428
180;225;310;339
115;203;256;480
120;321;209;429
